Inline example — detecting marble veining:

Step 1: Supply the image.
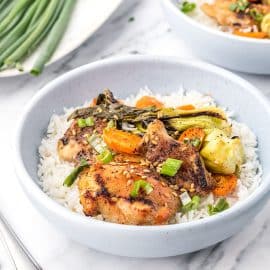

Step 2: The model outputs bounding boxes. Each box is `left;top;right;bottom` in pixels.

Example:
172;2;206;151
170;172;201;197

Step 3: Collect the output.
0;0;270;269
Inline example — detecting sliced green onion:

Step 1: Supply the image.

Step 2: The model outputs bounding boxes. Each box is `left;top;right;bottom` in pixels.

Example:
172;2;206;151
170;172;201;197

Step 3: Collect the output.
130;180;153;198
180;1;196;13
182;195;201;213
191;137;201;148
63;159;89;187
160;158;183;177
207;198;229;216
229;0;249;12
87;134;106;154
97;149;113;164
85;116;94;126
249;8;263;22
179;191;191;206
77;117;94;128
78;118;86;128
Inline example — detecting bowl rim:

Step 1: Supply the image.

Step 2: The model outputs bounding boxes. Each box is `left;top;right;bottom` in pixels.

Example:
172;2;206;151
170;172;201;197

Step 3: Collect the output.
14;55;270;232
161;0;270;44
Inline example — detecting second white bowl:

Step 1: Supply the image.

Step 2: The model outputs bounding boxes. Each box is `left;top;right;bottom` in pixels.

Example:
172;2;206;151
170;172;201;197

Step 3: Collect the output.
161;0;270;74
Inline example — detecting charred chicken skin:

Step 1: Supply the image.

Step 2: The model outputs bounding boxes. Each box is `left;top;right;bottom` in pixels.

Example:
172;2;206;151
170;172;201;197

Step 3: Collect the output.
78;163;180;225
138;120;214;195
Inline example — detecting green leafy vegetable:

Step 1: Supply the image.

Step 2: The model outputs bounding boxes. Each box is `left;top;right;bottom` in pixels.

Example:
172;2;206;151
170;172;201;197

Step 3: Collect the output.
207;198;229;216
160;158;183;177
182;195;201;213
130;180;153;198
63;159;89;187
180;1;196;13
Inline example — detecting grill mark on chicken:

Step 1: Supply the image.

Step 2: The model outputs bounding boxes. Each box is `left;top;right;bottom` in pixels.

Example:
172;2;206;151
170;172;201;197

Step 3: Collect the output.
77;164;179;225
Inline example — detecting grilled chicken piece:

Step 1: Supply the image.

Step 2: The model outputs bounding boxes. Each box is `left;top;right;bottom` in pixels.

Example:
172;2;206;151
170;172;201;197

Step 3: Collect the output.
78;163;180;225
58;118;107;163
201;0;260;29
138;120;214;194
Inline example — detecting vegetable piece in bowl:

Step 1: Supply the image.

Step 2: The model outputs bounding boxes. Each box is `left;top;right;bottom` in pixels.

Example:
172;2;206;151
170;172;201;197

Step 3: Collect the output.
38;89;260;226
179;0;270;39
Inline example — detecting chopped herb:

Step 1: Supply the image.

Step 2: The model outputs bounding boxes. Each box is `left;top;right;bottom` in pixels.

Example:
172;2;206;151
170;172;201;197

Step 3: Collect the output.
77;117;94;128
63;159;89;187
180;191;192;206
130;180;153;198
85;117;94;126
249;8;264;22
97;149;114;164
180;1;196;13
160;158;183;177
208;198;229;216
87;134;107;153
229;0;249;12
191;137;201;148
78;118;87;128
128;16;135;22
182;195;201;213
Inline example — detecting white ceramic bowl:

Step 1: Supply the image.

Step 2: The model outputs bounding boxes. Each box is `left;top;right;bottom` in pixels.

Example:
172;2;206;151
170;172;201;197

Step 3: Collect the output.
161;0;270;74
14;56;270;257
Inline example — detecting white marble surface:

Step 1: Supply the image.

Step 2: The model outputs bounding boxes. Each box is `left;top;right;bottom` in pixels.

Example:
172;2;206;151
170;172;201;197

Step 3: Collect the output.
0;0;270;269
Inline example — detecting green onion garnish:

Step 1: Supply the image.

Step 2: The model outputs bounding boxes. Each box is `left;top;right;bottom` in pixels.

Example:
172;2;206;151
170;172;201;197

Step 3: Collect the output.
182;195;201;213
77;117;94;128
249;8;263;22
63;159;89;187
85;116;94;126
160;158;183;177
130;180;153;198
207;198;229;216
97;149;113;164
87;134;106;154
180;1;196;13
78;118;86;128
191;137;201;148
229;0;249;12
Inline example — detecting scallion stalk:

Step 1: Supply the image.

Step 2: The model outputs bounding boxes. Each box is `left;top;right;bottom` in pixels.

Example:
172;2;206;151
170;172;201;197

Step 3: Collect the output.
0;0;33;35
63;159;89;187
31;0;76;75
5;0;60;67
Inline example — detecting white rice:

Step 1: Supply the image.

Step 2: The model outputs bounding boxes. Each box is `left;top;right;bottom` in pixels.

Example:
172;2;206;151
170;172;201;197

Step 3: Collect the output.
38;88;262;223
